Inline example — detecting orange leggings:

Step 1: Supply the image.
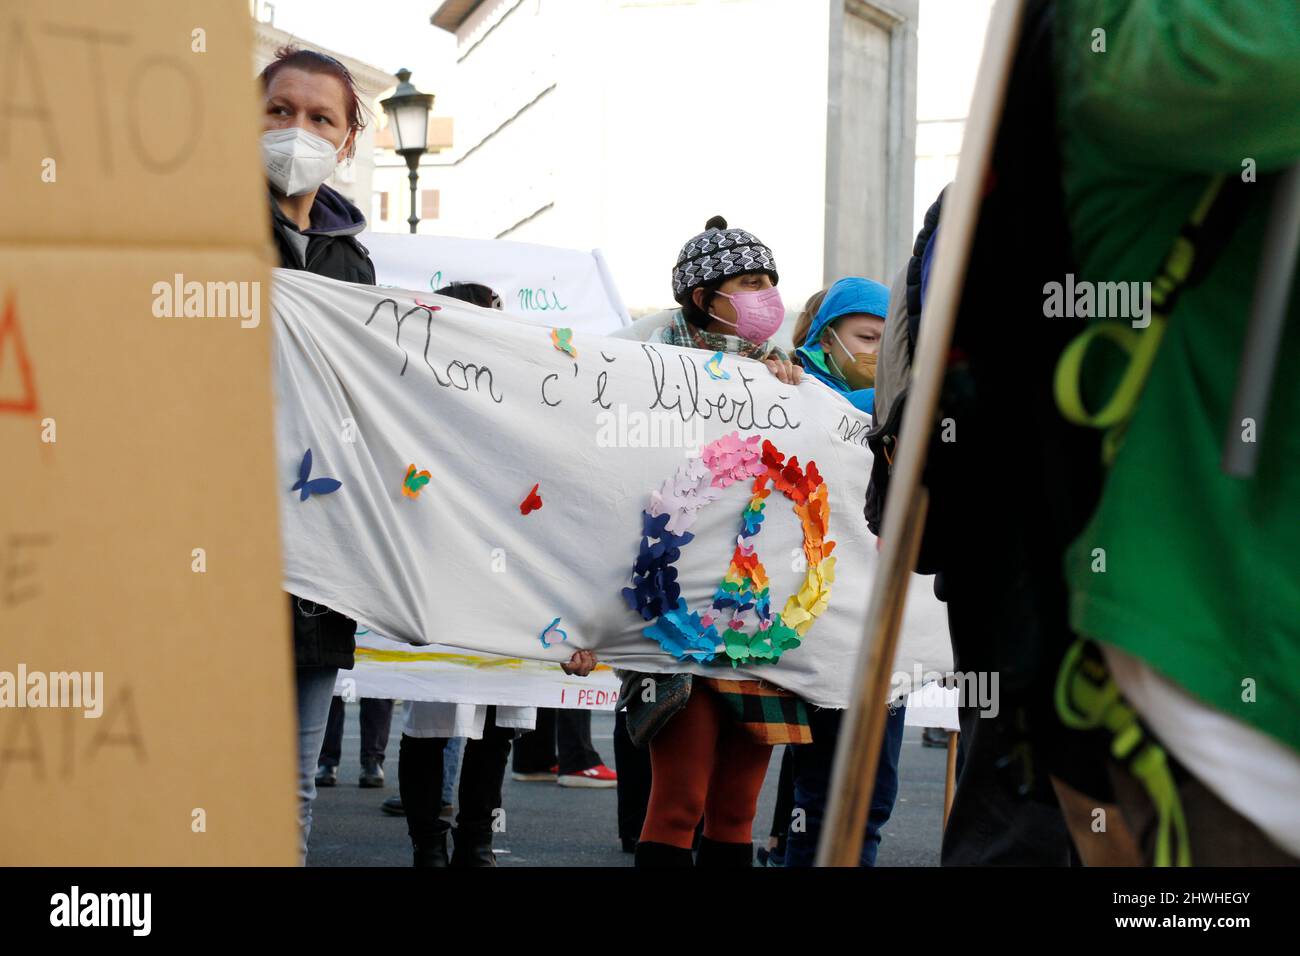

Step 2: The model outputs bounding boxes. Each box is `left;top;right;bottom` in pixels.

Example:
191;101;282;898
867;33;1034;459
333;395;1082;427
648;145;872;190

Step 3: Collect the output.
639;684;774;848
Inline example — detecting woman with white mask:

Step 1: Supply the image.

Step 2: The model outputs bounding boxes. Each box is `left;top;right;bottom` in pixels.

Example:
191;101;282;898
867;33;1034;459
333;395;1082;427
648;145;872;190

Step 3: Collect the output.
258;46;378;864
261;45;376;283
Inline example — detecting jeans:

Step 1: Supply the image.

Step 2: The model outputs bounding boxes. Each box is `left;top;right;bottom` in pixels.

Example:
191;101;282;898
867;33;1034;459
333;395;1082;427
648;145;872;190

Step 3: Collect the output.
784;705;906;867
294;665;339;866
443;737;465;806
319;696;394;768
512;707;601;775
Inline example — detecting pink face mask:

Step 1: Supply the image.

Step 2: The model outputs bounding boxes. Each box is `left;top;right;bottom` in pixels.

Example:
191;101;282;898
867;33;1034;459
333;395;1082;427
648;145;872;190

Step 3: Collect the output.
709;287;786;342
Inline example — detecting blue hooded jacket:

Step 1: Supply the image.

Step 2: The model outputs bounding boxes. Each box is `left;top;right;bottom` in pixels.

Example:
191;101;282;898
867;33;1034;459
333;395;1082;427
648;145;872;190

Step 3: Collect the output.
794;276;890;415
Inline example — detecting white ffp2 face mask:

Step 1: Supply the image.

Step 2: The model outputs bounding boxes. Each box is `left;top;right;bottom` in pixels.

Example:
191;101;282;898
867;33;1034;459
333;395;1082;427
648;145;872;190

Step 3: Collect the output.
262;127;346;197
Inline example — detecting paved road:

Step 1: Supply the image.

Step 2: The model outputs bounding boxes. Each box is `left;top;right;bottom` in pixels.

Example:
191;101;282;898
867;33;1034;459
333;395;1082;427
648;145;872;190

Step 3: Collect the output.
308;707;947;867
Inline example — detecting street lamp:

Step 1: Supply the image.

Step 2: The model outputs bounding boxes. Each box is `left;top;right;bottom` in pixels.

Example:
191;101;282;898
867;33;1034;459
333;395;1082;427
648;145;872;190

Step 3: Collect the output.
380;68;434;234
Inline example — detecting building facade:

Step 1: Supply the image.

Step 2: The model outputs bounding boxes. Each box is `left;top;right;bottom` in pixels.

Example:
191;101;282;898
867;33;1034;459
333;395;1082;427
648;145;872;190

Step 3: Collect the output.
913;0;995;234
422;0;919;314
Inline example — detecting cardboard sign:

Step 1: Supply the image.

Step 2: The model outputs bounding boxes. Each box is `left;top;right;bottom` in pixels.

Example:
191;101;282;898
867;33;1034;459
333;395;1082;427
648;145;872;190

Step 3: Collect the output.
0;1;295;864
274;269;953;707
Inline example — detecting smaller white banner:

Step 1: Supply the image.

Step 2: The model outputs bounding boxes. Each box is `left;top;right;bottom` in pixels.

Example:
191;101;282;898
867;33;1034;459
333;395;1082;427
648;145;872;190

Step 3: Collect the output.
362;231;631;334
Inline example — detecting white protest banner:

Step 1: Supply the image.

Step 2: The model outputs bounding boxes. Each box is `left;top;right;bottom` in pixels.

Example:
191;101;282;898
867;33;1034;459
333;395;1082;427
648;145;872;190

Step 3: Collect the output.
273;269;952;707
362;231;631;334
340;630;622;709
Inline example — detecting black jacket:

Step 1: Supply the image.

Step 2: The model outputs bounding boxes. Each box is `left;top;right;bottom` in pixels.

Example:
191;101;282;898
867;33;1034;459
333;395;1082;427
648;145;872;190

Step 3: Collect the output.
270;183;375;284
273;183;375;669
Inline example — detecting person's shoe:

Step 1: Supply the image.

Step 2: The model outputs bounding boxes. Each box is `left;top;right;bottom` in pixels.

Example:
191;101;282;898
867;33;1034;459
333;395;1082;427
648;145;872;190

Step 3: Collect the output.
921;726;949;749
315;764;338;788
557;763;617;788
511;763;559;782
359;760;385;788
412;828;449;867
450;828;498;868
634;841;694;867
380;795;405;816
695;836;753;867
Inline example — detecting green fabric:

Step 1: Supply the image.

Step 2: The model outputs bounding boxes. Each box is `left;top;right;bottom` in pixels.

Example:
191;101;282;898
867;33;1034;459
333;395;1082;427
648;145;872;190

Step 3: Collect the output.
1055;2;1300;753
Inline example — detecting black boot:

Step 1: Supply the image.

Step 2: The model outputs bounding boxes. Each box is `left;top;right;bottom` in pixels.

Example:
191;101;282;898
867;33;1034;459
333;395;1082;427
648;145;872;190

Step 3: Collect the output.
412;821;450;867
450;828;497;867
695;836;753;867
634;840;695;867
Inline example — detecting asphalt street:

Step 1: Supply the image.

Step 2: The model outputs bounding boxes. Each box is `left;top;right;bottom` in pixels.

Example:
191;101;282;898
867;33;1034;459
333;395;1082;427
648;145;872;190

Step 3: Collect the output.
308;707;948;867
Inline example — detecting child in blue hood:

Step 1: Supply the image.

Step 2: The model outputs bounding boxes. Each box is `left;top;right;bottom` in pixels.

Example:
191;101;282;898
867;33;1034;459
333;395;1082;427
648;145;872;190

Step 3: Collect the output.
793;277;890;416
784;276;905;867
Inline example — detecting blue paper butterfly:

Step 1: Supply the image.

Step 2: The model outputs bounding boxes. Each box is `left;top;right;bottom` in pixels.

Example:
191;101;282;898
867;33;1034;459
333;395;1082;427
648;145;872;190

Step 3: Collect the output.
292;448;342;501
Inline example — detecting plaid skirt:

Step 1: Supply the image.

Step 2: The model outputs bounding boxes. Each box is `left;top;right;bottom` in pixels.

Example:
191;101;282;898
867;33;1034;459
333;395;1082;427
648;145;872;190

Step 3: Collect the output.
697;678;812;746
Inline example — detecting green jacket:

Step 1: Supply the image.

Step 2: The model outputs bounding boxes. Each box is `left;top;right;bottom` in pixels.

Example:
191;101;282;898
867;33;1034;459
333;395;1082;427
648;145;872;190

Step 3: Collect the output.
1056;1;1300;752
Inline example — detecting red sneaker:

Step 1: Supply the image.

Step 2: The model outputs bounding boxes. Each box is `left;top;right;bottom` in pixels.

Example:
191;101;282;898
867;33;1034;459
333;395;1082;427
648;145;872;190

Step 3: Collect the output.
557;763;618;788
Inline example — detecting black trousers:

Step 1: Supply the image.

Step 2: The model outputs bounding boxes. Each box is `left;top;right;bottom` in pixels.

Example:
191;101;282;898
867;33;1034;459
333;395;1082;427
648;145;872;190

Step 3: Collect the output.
400;707;514;845
613;710;652;845
319;696;394;767
768;745;796;840
511;707;601;775
939;592;1074;866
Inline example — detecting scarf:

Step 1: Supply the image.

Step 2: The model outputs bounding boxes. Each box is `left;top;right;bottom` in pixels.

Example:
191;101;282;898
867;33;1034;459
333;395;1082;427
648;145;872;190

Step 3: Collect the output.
657;310;786;361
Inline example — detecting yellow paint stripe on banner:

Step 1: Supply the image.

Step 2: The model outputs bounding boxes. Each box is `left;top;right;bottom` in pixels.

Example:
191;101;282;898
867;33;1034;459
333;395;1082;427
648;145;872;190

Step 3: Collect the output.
353;647;614;673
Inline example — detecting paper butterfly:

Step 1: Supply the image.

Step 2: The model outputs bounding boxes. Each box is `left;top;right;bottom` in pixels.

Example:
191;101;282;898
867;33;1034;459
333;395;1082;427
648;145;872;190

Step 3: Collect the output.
520;483;543;515
292;448;342;501
402;464;432;499
539;617;568;649
551;327;578;358
704;351;730;381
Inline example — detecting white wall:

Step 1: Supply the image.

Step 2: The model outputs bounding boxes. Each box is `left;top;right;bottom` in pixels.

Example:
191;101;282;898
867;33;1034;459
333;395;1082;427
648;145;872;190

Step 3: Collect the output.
404;0;918;316
422;0;838;314
591;0;833;313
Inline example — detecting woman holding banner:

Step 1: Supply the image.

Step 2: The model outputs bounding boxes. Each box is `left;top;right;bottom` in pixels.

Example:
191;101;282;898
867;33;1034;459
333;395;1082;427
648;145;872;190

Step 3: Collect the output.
258;45;379;864
621;218;814;868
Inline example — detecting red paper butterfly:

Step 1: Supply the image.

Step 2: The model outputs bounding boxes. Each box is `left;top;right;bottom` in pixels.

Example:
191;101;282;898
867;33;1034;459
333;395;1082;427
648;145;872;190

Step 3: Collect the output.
520;483;543;515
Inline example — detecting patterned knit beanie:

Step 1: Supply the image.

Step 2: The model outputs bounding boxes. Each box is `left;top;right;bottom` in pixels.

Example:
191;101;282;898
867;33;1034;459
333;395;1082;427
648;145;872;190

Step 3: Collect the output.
672;215;779;304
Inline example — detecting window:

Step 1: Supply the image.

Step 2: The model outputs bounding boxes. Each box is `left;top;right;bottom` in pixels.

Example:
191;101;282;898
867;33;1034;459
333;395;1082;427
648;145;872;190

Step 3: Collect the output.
421;189;440;220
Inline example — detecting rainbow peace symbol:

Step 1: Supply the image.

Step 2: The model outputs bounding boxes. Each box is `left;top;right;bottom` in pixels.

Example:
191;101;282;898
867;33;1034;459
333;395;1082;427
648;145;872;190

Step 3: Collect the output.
621;432;836;666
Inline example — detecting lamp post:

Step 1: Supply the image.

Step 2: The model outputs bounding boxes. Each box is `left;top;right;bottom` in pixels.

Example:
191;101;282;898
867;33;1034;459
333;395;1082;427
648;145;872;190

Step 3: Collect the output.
380;68;434;234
